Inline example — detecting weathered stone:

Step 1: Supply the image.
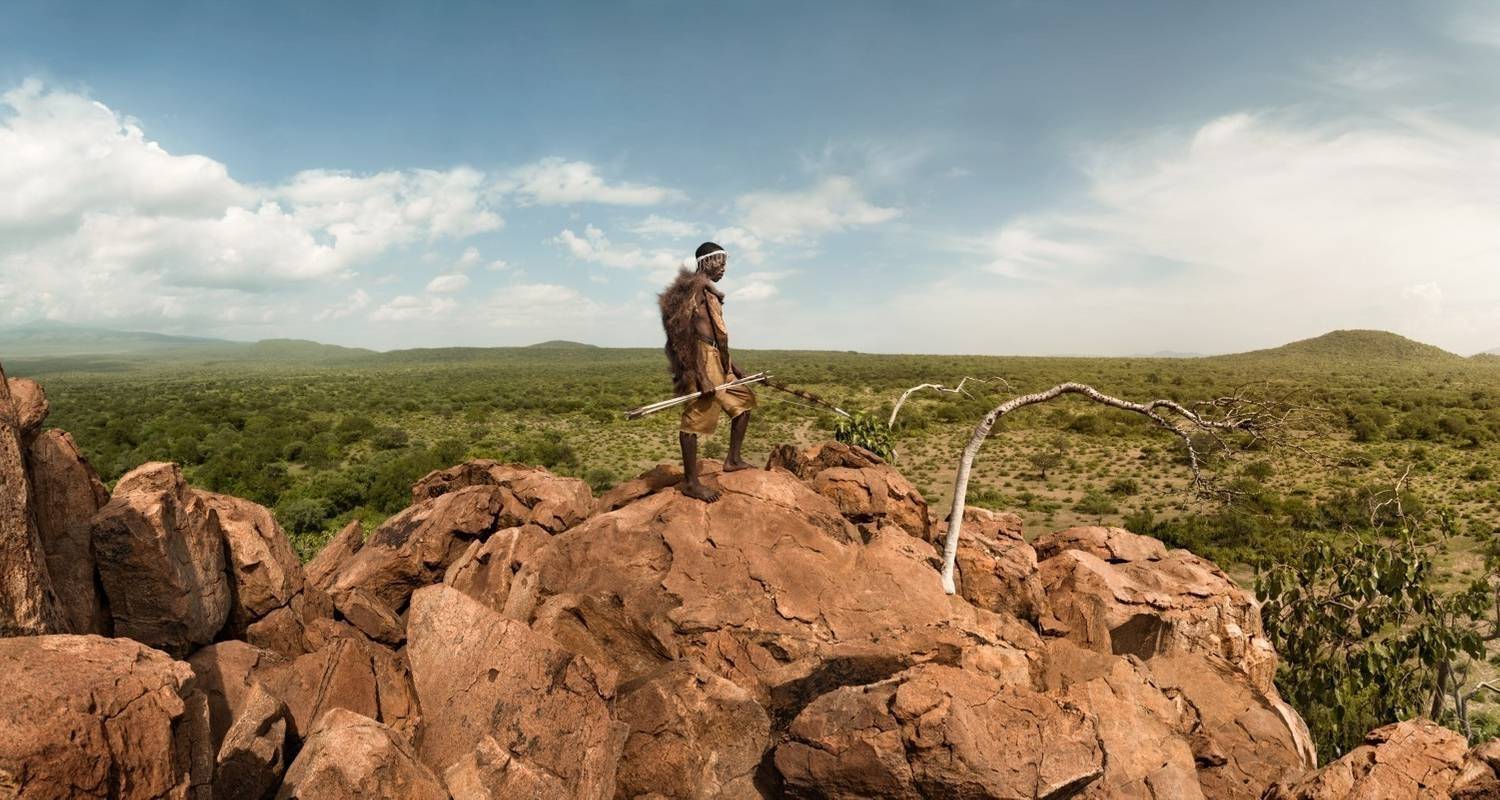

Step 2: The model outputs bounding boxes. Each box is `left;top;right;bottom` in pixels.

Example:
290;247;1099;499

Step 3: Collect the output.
215;683;289;800
441;523;551;613
274;708;446;800
1263;719;1467;800
1454;739;1500;799
614;661;772;800
304;520;363;593
26;429;111;634
1037;540;1278;695
768;441;930;540
244;586;334;658
1143;653;1314;799
443;734;568;799
91;462;231;655
410;458;592;533
257;633;418;742
7;376;47;442
775;663;1103;799
201;491;304;637
1035;525;1169;563
593;462;703;514
187;640;287;751
0;635;212;799
0;363;62;635
325;486;519;641
406;584;627;798
935;507;1048;623
1041;640;1205;799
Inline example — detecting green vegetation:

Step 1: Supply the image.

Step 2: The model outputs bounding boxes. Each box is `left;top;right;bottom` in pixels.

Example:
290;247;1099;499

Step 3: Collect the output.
10;328;1500;750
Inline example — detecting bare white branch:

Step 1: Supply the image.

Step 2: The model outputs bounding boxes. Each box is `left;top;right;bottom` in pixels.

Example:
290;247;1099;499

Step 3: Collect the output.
888;376;1011;429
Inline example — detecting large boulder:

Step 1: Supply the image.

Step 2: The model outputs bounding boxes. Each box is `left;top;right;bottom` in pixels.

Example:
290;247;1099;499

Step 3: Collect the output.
214;683;290;800
0;635;213;799
91;462;231;655
406;584;626;798
0;364;63;635
441;523;551;614
509;467;1040;724
7;376;48;443
613;661;773;800
201;492;304;637
934;507;1048;624
325;485;546;643
304;520;363;593
274;708;446;800
1263;719;1468;800
26;430;111;635
767;442;930;540
257;632;418;742
410;459;592;533
1036;527;1278;695
774;663;1104;799
187;640;287;751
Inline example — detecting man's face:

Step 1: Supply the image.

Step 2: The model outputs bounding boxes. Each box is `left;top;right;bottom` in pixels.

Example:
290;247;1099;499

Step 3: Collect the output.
704;253;727;281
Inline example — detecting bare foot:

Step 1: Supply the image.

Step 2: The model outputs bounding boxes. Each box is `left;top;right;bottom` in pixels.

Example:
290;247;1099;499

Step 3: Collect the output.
723;457;755;473
681;480;721;503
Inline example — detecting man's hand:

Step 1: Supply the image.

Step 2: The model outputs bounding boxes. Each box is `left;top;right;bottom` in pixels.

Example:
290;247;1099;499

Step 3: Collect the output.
729;361;746;380
696;372;718;397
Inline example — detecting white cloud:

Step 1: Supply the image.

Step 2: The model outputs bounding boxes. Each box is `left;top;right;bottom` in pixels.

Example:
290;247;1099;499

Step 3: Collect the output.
729;270;794;303
486;282;603;327
952;108;1500;354
1312;53;1427;92
314;289;370;321
735;176;900;243
369;294;457;322
487;259;509;271
425;273;470;293
711;226;765;264
505;158;684;206
549;225;681;272
456;246;481;270
627;214;700;238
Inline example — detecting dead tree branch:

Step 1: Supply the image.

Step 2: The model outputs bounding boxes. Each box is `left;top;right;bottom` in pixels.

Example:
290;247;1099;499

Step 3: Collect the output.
939;381;1302;594
888;376;1012;429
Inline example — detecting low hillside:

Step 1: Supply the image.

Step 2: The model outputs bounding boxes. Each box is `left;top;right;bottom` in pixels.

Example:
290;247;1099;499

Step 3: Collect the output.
1226;329;1461;363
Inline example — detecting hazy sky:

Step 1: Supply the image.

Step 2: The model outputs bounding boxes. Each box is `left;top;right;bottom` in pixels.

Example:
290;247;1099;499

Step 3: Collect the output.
3;1;1499;354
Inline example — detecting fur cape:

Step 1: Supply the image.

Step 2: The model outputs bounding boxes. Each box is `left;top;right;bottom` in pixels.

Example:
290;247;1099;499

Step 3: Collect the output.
659;268;725;395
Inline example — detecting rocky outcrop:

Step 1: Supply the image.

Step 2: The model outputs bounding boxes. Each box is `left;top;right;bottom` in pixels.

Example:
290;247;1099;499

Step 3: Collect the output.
767;441;930;540
91;462;231;656
215;683;289;800
1263;719;1471;799
257;632;419;741
7;376;48;443
441;523;550;613
0;635;213;799
410;458;592;533
275;708;447;800
776;663;1103;799
0;364;63;635
1036;525;1279;695
201;491;304;638
935;506;1049;624
305;520;363;593
25;429;111;634
406;583;626;797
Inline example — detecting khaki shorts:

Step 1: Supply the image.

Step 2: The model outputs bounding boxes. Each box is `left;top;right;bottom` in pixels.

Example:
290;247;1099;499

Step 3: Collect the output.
680;341;757;436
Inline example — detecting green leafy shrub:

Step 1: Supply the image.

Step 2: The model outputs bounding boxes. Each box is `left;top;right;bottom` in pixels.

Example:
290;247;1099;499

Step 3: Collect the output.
834;412;894;460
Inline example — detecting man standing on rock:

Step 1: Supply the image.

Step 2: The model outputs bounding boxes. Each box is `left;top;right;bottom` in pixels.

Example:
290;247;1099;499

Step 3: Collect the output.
659;242;758;502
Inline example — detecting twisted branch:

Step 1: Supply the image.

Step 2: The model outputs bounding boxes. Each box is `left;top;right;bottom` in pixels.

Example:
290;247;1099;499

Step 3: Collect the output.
888;376;1011;428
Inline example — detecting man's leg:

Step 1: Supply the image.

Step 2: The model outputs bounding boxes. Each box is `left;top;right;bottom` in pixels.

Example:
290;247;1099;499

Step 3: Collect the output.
679;431;721;502
724;411;754;472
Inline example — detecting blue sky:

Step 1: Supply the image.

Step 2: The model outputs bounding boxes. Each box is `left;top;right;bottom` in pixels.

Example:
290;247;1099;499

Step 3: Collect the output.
3;1;1499;354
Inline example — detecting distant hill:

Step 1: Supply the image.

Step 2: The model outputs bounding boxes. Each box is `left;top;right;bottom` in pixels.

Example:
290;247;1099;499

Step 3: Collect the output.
527;340;598;349
241;339;377;361
1227;330;1461;363
0;321;232;357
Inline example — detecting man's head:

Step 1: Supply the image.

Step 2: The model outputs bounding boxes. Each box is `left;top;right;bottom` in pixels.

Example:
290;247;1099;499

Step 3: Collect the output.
695;242;727;281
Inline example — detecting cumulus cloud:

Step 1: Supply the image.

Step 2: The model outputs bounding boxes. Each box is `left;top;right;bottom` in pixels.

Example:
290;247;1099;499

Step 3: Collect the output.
729;270;794;303
505;158;685;206
369;294;457;322
549;225;681;273
425;274;470;293
627;214;700;238
314;289;370;321
942;108;1500;354
735;176;900;243
487;282;604;327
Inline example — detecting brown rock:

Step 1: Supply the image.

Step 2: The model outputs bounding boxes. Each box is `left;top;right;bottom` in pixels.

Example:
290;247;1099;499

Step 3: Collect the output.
0;363;63;635
614;662;773;800
0;634;213;799
304;520;363;593
767;441;930;540
775;663;1103;799
215;683;289;800
406;584;627;797
244;586;333;658
201;491;304;637
1263;719;1467;800
443;735;569;799
26;429;111;634
1041;640;1205;799
1037;541;1278;695
442;523;551;613
274;708;447;800
7;376;47;442
257;633;418;742
325;486;523;641
187;640;287;751
593;462;700;514
511;468;1038;723
1035;525;1169;563
91;462;231;655
1144;653;1314;799
935;507;1047;623
410;458;592;533
1454;739;1500;799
